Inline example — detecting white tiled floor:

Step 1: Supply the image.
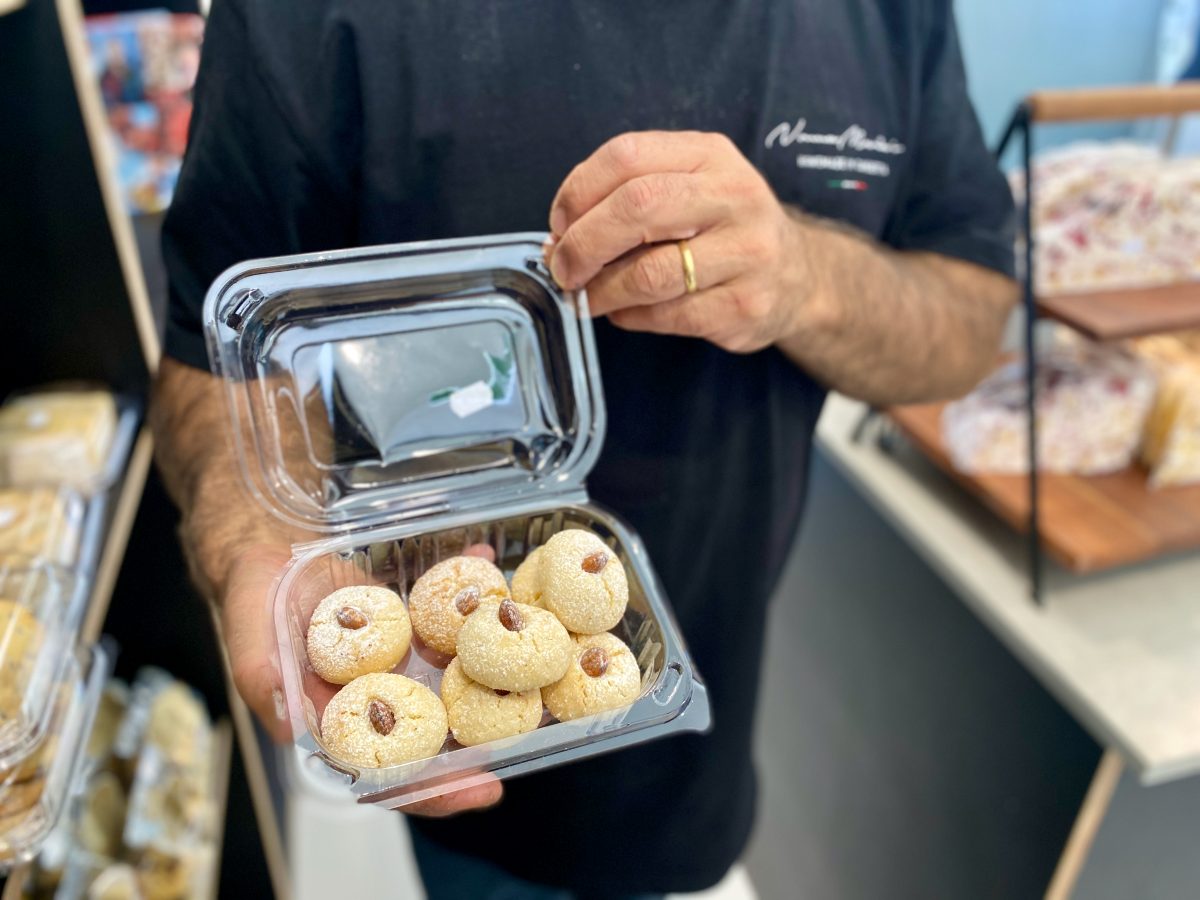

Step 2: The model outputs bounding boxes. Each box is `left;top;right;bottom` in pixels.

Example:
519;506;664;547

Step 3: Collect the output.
288;790;757;900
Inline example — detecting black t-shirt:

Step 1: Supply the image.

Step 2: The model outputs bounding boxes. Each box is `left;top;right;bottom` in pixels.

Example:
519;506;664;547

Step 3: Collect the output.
163;1;1013;893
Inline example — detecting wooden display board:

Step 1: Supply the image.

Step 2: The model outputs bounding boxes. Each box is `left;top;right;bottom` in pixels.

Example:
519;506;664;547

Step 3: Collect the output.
1039;282;1200;342
888;402;1200;573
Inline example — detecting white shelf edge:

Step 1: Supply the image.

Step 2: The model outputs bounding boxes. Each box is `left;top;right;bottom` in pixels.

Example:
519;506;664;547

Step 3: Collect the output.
0;0;27;17
81;428;153;644
203;718;234;900
208;606;293;900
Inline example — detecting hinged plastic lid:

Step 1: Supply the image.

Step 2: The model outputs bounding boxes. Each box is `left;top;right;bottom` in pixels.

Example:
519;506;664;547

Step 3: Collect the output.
203;234;606;533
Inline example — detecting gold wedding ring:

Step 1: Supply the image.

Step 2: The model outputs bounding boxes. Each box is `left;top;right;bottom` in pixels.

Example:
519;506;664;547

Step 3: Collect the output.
678;240;698;294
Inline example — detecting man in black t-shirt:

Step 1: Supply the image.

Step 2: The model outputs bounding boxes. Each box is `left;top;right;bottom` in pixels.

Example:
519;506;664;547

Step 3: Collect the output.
153;2;1016;897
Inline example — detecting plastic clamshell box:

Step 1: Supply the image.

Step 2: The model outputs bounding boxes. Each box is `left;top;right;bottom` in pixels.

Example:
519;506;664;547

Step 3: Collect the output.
0;644;108;869
0;562;86;770
0;486;85;568
0;388;137;495
0;387;141;577
204;233;710;807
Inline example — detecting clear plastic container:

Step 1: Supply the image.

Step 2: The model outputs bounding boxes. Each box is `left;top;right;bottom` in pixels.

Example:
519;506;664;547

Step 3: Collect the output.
0;562;85;770
0;388;137;491
0;644;108;869
0;487;85;568
0;389;118;490
204;233;711;807
0;387;141;581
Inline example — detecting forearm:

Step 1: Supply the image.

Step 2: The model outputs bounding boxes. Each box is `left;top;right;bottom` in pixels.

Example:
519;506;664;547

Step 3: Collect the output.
150;357;291;600
777;211;1017;405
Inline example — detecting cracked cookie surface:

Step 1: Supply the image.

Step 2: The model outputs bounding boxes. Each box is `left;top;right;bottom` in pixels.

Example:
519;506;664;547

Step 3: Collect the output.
306;585;412;685
456;599;571;692
542;632;642;722
539;530;628;634
320;673;447;768
408;556;510;656
441;657;543;747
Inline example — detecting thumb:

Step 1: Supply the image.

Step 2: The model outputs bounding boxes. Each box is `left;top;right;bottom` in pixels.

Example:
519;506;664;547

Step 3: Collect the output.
220;544;294;742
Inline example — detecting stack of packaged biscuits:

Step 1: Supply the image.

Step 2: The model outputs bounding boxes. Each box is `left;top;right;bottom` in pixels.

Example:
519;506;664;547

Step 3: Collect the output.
0;387;138;568
0;387;138;873
17;668;221;899
0;638;108;876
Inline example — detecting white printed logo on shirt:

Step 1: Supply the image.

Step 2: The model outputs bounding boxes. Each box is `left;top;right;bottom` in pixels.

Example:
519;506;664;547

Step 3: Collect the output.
764;117;906;187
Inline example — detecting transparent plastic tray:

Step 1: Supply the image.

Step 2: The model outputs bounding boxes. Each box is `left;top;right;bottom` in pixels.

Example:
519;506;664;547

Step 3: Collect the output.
281;503;709;807
0;486;85;568
0;644;108;870
205;234;711;807
0;387;140;579
0;562;85;769
0;388;136;492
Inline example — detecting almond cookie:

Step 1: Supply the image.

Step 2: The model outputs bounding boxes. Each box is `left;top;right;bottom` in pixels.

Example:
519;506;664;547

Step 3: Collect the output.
438;657;473;711
321;673;447;768
0;600;44;728
509;546;544;607
456;599;571;692
447;678;542;747
440;656;543;745
408;556;510;655
306;586;412;685
539;530;628;634
543;632;643;722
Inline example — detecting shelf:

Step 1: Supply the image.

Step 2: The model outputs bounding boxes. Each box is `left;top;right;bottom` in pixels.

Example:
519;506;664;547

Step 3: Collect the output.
1038;281;1200;342
820;394;1200;785
887;402;1200;573
202;719;233;900
1027;83;1200;124
1;719;234;900
208;608;292;899
82;427;153;642
0;0;27;17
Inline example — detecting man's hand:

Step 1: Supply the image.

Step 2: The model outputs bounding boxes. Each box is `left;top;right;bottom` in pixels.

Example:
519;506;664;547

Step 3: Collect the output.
546;130;1018;405
152;358;501;817
547;130;807;354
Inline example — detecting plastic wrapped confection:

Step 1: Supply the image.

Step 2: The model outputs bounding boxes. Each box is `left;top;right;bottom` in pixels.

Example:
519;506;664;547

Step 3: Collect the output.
0;564;82;770
0;390;117;489
1133;335;1200;487
124;680;215;855
942;341;1156;476
0;645;107;869
1012;142;1200;294
0;487;84;567
20;670;220;898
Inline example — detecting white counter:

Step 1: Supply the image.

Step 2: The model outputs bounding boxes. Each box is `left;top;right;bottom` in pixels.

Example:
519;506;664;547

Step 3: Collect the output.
816;393;1200;785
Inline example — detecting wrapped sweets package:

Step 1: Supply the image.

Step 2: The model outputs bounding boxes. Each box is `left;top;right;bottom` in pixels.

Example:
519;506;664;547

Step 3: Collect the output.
1133;335;1200;488
1012;142;1200;295
943;340;1156;476
0;392;116;489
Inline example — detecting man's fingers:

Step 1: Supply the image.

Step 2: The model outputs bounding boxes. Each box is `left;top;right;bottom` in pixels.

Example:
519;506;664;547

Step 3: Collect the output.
462;543;495;563
221;544;293;741
586;231;739;317
550;173;727;290
608;285;760;353
549;131;730;237
401;777;504;818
